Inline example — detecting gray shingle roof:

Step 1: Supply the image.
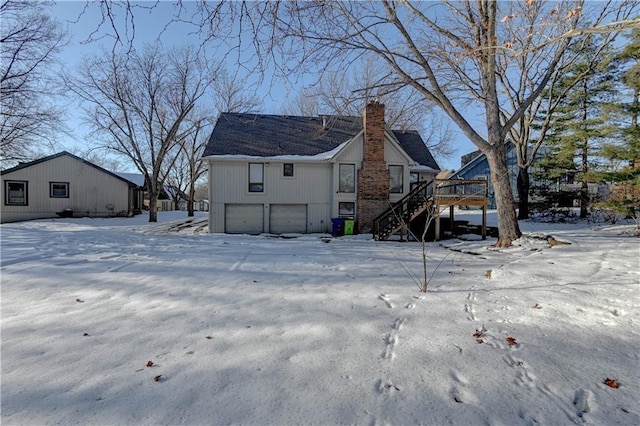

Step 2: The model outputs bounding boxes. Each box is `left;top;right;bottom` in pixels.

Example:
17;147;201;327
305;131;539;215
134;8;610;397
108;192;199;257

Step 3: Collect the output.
391;130;440;170
1;151;142;187
203;113;440;170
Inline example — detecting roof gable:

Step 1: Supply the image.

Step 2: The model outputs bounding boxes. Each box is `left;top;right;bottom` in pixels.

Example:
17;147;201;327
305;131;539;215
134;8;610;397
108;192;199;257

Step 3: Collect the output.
1;151;141;187
203;113;440;170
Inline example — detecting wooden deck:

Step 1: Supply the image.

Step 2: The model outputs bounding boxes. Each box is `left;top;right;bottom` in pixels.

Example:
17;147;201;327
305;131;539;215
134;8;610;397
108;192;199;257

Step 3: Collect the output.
432;179;488;240
373;179;489;241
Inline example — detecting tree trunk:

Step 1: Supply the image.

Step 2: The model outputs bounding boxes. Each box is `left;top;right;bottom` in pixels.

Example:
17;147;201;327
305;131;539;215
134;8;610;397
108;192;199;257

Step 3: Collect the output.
517;166;530;220
188;184;195;217
486;148;521;247
580;180;589;219
580;136;589;219
148;190;158;222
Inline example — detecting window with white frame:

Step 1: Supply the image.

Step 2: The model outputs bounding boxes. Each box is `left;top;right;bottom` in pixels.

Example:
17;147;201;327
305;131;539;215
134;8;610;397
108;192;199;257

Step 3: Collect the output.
389;165;403;193
4;180;28;205
410;172;419;190
249;163;264;192
339;164;355;193
50;182;69;198
339;202;355;217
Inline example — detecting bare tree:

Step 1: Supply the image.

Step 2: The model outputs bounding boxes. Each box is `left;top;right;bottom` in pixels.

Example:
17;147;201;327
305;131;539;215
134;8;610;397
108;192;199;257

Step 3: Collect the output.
259;0;634;246
166;68;261;217
497;1;636;219
164;117;212;216
66;43;213;222
0;0;67;165
70;0;639;243
283;58;455;159
211;68;261;114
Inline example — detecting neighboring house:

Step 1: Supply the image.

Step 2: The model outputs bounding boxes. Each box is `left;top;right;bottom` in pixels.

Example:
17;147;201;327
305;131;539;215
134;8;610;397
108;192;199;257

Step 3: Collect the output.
452;144;606;209
450;143;519;209
202;101;440;234
1;151;144;223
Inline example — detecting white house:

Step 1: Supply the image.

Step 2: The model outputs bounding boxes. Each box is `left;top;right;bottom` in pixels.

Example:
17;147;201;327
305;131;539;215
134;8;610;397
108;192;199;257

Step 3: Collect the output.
202;102;440;234
1;151;144;223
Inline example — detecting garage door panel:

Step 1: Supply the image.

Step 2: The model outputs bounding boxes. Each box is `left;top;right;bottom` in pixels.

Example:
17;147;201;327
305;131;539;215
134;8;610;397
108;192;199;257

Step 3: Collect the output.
225;204;263;234
270;204;307;234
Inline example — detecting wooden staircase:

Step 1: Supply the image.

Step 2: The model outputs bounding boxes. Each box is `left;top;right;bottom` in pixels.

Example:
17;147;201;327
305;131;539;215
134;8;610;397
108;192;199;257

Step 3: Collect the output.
373;180;434;241
373;179;489;241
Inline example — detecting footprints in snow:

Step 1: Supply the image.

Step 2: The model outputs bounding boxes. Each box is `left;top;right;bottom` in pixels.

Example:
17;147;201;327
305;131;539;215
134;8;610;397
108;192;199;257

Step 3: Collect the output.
377;293;419;395
465;286;477;321
450;370;477;405
382;317;406;360
378;293;394;309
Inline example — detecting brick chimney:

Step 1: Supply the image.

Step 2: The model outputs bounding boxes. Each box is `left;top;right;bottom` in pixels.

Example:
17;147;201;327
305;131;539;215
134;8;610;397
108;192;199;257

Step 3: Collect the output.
357;100;390;233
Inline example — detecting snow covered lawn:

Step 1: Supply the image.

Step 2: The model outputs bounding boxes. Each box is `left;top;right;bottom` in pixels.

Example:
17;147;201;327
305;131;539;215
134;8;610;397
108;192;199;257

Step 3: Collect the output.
1;211;638;425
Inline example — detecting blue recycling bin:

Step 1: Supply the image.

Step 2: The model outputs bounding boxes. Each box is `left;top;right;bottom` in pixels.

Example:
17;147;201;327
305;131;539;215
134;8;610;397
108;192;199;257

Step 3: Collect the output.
331;217;345;237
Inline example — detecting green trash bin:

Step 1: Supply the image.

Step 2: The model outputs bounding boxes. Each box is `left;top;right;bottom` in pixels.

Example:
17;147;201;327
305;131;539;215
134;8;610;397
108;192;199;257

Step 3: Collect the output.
344;219;355;235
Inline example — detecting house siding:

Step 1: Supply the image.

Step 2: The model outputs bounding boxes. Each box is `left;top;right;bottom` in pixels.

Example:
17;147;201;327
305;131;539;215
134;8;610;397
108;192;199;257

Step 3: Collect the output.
331;133;414;218
1;155;132;223
204;106;439;236
208;160;333;233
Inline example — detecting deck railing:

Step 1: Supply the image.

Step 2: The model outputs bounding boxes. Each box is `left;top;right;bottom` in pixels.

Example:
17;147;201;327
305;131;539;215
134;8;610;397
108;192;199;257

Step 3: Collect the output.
433;179;488;202
373;178;489;240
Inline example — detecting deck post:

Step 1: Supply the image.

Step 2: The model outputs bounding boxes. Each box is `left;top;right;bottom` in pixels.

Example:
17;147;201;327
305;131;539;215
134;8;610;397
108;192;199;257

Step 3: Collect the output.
482;205;487;240
435;203;441;241
450;205;455;236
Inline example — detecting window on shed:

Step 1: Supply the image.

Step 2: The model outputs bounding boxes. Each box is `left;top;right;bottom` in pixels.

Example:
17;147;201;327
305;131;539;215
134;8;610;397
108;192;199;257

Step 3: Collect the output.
4;180;28;205
283;163;294;177
389;165;403;193
249;163;264;192
50;182;69;198
339;164;355;193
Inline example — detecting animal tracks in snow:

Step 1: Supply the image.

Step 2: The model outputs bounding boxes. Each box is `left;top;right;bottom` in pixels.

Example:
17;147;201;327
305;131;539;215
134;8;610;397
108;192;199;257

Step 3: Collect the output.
464;287;478;321
376;292;422;400
378;293;394;309
449;370;478;404
381;317;407;360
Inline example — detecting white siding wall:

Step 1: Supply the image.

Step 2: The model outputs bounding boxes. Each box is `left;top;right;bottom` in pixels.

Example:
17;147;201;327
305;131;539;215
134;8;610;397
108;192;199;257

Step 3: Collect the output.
208;160;333;233
385;138;413;203
1;155;131;223
207;133;420;234
331;136;362;217
331;133;415;215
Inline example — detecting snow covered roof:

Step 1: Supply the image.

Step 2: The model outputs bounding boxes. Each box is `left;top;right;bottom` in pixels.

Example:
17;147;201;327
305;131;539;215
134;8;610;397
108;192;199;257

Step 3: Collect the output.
115;172;145;187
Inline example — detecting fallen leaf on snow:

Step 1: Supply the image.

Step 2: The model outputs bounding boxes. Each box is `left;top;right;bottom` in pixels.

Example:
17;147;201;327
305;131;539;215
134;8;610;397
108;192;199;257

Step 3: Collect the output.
76;298;84;303
506;337;517;346
604;378;619;388
146;361;154;367
532;303;542;309
153;375;162;382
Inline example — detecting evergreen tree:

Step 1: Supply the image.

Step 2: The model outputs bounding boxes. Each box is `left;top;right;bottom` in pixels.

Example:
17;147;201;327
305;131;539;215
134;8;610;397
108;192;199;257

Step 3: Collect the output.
594;30;640;231
539;37;618;218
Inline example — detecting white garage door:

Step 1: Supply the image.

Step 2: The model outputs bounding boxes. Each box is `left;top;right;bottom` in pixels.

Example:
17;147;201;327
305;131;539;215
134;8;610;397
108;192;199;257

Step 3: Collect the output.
225;204;264;234
269;204;307;234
